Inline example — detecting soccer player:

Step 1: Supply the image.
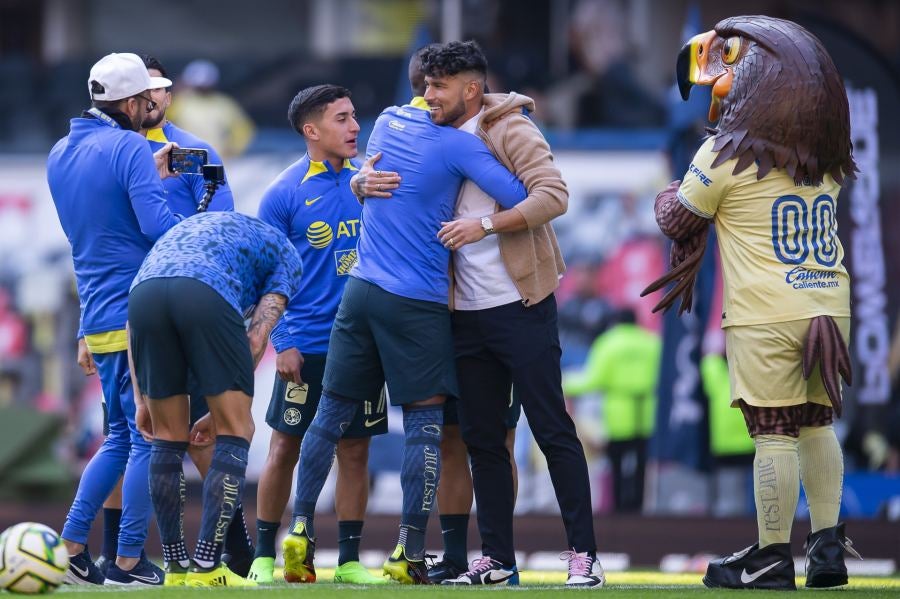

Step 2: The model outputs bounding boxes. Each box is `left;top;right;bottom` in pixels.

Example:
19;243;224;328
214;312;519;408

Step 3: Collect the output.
280;67;530;584
247;85;387;585
425;41;603;587
47;52;181;586
128;211;302;588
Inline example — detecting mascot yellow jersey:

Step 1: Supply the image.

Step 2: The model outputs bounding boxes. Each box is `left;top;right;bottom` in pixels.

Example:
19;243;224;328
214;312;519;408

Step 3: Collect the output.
678;137;850;327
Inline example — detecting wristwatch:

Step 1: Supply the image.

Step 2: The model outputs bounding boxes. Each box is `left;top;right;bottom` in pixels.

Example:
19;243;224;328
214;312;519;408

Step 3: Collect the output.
480;216;495;235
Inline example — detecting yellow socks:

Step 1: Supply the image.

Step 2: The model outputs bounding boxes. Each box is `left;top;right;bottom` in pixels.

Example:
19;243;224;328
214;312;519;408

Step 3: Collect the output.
753;434;799;547
798;425;843;533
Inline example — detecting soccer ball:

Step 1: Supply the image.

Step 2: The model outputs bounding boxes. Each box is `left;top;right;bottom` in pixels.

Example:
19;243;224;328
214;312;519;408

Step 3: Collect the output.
0;523;68;594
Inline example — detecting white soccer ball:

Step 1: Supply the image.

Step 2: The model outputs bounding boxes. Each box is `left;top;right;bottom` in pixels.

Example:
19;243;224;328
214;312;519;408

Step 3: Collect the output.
0;523;69;594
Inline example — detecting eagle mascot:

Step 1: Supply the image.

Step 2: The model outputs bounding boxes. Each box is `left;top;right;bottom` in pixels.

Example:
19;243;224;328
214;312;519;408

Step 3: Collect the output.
642;16;860;590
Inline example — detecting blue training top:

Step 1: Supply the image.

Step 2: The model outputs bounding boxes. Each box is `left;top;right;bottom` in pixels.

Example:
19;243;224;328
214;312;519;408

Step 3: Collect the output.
47;110;182;342
352;100;527;304
132;211;303;317
258;155;361;355
145;121;234;214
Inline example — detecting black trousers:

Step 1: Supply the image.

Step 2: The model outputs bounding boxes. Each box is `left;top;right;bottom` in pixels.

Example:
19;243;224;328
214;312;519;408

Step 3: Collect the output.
453;295;596;565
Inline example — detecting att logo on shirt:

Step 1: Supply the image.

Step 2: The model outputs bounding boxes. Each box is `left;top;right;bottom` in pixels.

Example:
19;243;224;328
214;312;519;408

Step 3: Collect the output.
305;219;360;249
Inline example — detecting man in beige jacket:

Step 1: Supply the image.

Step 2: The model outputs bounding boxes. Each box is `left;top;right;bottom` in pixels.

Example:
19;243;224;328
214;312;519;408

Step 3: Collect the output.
427;41;603;588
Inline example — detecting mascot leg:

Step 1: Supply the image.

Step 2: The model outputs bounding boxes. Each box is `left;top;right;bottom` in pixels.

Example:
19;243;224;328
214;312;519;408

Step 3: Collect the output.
703;403;800;590
798;413;858;588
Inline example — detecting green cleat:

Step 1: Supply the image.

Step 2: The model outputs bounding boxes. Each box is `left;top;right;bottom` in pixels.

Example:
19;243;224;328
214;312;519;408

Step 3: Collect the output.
334;560;388;584
246;556;275;584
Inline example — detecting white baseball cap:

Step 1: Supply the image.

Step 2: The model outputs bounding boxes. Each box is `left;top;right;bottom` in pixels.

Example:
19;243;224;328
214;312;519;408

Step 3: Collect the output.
88;52;172;101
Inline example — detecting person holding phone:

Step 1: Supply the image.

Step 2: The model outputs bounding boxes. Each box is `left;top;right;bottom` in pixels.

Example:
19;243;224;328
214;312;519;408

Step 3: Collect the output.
47;52;181;586
90;55;251;581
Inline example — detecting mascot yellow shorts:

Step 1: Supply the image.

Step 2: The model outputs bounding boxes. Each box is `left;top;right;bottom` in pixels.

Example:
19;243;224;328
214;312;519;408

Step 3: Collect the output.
725;317;850;408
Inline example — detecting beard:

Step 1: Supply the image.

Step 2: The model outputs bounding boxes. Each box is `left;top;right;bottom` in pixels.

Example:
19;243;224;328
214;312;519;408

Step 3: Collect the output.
431;96;466;126
141;110;165;130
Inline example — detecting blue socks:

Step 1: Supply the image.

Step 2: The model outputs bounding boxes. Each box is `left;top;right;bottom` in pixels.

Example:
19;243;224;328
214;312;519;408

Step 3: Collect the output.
338;520;364;565
440;514;470;568
149;439;190;567
101;508;122;561
224;504;253;557
399;405;443;560
195;435;249;568
254;519;280;559
291;393;359;537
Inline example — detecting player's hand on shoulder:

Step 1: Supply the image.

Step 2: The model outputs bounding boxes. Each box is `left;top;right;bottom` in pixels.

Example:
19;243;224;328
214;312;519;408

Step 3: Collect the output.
276;347;305;385
351;152;401;199
77;338;96;376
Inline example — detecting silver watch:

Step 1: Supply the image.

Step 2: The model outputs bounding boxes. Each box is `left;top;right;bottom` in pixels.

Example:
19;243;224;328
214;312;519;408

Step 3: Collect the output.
480;216;495;235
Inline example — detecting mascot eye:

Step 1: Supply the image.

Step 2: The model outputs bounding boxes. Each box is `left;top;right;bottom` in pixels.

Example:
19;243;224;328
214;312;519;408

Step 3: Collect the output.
722;36;742;64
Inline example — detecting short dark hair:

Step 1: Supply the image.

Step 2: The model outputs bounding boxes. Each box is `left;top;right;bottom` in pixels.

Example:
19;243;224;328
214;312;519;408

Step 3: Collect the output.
420;40;488;79
408;43;441;96
142;54;168;79
288;84;352;135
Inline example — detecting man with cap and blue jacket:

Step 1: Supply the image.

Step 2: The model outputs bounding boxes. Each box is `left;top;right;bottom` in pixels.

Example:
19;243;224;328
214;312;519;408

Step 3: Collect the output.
47;51;182;586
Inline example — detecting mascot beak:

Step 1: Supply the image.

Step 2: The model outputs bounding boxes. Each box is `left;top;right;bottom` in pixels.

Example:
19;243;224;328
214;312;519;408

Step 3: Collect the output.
676;30;716;100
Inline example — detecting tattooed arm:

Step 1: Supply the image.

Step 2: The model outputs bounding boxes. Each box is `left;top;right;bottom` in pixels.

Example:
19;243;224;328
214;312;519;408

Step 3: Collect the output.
246;293;288;368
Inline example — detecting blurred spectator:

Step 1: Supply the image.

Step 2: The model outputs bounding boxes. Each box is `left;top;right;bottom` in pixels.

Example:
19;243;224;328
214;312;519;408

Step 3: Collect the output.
541;0;665;129
701;351;754;516
556;263;613;368
167;59;255;159
563;308;661;512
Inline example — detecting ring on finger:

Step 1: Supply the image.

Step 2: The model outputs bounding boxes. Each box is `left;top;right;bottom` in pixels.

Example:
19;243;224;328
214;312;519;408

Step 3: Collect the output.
449;237;455;248
377;183;382;191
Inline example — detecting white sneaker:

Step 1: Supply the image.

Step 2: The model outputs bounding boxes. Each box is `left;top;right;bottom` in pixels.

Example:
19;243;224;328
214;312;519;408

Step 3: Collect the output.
562;550;605;588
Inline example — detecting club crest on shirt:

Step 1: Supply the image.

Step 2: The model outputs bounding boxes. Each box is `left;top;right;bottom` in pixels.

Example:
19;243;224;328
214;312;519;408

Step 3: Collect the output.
334;248;358;276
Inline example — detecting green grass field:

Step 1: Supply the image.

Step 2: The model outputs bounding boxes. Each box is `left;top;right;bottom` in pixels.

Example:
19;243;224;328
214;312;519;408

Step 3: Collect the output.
53;570;900;598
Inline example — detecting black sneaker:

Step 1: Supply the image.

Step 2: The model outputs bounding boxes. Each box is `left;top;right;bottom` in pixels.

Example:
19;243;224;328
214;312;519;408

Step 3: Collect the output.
103;556;165;586
222;550;254;578
427;558;467;584
703;543;796;590
64;547;105;585
93;555;112;579
442;556;519;586
805;523;861;588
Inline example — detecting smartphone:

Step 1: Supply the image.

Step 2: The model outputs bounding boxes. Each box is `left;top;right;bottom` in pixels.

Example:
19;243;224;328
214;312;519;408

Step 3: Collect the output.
168;148;208;175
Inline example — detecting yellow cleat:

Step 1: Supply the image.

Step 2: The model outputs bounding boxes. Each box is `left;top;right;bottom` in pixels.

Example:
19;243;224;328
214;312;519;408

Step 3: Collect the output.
184;563;257;587
382;544;431;584
163;563;187;587
282;520;317;583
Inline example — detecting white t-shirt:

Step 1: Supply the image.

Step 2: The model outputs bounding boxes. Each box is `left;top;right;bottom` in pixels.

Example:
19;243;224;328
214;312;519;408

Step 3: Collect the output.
453;108;522;310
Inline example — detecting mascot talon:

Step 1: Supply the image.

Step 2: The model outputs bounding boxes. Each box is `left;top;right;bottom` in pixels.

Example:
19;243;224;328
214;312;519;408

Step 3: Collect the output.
802;315;853;417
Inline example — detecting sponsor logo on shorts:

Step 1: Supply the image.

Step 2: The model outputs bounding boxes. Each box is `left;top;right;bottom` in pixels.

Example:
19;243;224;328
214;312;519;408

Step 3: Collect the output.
334;248;358;276
784;266;840;289
364;416;386;428
285;382;308;404
284;407;302;426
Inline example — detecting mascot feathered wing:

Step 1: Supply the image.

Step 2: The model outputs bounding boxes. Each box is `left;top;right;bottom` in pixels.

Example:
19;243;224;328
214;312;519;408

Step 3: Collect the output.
641;15;856;414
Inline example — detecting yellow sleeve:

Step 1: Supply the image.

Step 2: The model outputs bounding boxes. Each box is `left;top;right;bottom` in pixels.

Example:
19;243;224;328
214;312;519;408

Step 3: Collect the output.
676;137;734;219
